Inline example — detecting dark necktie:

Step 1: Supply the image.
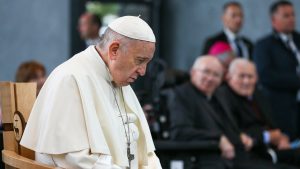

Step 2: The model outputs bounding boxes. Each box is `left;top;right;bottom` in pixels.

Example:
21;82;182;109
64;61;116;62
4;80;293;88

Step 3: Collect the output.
286;37;300;58
234;38;243;57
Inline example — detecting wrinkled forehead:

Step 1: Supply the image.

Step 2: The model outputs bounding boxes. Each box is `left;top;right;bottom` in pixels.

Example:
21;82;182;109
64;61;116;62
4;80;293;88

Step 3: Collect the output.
234;64;257;76
202;58;223;70
130;40;155;56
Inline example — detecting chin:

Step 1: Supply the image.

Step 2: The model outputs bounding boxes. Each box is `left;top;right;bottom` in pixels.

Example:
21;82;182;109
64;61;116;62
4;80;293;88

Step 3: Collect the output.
242;91;252;97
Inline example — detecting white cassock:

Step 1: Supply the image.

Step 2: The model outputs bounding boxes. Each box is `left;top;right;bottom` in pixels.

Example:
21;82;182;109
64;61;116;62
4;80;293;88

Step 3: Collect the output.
20;46;162;169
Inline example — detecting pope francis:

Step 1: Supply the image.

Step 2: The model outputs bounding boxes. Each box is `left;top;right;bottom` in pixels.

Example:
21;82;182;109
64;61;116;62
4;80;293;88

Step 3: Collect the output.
20;16;162;169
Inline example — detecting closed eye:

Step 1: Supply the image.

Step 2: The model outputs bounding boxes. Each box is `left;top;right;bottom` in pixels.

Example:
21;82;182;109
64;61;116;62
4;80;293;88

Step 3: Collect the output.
135;57;148;65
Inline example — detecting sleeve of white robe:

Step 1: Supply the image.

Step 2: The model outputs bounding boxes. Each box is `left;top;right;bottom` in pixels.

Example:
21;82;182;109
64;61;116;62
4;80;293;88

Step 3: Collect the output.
50;150;162;169
51;149;122;169
146;152;162;169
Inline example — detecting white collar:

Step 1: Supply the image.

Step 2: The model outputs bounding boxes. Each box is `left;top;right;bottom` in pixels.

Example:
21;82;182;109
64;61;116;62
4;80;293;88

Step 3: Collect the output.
224;27;239;41
89;45;113;83
206;94;213;100
278;33;292;43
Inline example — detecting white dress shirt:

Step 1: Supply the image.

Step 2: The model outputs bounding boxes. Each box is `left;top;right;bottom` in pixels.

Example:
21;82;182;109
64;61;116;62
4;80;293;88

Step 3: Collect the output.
224;28;250;59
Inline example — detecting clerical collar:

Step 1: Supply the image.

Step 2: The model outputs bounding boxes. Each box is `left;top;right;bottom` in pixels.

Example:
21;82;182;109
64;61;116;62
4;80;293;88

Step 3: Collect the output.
190;82;213;100
207;94;213;100
225;83;252;101
224;27;239;41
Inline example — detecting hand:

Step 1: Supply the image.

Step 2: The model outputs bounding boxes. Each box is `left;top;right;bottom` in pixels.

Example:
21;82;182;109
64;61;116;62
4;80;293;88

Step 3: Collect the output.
240;133;253;151
269;129;282;144
219;135;235;160
277;135;290;150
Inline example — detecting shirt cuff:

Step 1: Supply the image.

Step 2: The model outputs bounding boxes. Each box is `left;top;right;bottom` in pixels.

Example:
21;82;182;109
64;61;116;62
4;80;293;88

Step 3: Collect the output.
263;131;270;144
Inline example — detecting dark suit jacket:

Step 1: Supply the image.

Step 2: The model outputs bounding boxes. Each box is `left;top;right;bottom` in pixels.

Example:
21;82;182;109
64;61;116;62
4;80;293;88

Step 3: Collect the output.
168;83;300;168
218;85;300;167
218;85;276;146
169;82;243;149
202;31;253;59
253;31;300;139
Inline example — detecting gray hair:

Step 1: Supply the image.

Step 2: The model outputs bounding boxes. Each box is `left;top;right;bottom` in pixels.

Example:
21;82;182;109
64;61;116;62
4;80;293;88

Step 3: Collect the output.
97;28;135;52
228;58;257;75
191;55;221;70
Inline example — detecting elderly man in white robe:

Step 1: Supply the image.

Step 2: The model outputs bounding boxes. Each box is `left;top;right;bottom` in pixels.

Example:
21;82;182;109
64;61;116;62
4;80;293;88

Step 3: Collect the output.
20;16;162;169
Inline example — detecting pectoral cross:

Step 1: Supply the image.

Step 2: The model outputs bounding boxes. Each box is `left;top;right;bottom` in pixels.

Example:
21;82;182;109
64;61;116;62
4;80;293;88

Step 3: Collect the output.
126;144;134;169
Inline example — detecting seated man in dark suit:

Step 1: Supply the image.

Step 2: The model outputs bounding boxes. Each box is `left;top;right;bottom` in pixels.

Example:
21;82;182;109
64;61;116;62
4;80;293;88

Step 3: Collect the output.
220;58;300;167
253;0;300;139
169;56;295;169
202;1;253;59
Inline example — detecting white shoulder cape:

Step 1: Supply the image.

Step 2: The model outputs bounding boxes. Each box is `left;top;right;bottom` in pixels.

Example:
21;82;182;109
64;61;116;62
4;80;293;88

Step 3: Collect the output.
20;46;155;167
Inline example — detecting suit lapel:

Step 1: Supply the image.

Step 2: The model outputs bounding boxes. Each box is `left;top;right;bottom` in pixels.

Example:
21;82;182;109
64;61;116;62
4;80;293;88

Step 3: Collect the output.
196;95;226;129
273;33;297;57
293;33;300;51
220;31;229;42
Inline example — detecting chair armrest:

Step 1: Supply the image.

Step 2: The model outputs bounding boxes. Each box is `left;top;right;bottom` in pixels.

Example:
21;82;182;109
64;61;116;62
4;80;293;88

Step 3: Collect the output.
2;150;61;169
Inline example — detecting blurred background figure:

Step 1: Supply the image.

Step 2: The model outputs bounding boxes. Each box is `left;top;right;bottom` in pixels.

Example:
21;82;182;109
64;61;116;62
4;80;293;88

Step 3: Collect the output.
222;59;300;167
15;60;46;95
208;41;236;77
0;102;2;129
78;12;102;47
253;0;300;139
202;1;253;59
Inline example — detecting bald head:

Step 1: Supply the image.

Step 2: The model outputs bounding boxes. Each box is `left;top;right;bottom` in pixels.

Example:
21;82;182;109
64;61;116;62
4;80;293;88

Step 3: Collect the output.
228;59;256;76
227;59;257;97
192;56;223;70
191;56;224;96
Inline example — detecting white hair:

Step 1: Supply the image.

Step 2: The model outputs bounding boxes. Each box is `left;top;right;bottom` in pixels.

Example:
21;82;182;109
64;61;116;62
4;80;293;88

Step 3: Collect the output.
97;28;135;51
228;58;257;75
192;57;202;70
192;55;219;70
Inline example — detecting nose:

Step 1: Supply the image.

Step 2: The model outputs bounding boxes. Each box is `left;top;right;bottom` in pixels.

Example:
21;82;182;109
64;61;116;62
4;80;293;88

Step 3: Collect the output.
243;77;250;84
205;74;215;82
137;64;147;76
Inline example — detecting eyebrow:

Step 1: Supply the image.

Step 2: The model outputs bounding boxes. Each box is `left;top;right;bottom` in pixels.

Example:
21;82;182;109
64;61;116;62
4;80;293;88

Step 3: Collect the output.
136;56;150;60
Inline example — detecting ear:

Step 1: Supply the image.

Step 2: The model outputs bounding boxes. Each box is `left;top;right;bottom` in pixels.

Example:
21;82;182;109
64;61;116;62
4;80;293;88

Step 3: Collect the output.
108;41;120;60
254;74;258;84
271;14;277;27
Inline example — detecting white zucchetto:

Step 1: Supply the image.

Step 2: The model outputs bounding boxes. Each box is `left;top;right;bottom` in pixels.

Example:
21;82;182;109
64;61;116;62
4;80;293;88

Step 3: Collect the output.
108;16;156;43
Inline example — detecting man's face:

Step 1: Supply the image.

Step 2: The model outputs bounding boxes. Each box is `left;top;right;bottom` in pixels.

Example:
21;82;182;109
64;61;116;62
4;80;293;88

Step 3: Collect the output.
223;5;244;33
227;64;257;97
191;59;223;96
78;14;98;39
272;5;295;33
108;40;155;87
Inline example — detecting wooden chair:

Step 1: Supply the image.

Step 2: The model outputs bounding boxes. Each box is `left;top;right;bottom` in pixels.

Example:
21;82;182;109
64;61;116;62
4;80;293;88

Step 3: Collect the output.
0;82;59;169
